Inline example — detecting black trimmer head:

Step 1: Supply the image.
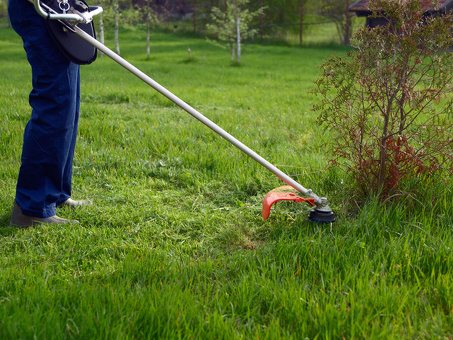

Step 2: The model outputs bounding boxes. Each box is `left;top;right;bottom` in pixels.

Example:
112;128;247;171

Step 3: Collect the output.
308;205;336;223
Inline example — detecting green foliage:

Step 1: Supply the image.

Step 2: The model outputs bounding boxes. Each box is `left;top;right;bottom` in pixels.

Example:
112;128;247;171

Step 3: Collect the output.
318;0;352;44
96;1;141;30
207;0;265;62
136;0;158;26
313;0;453;203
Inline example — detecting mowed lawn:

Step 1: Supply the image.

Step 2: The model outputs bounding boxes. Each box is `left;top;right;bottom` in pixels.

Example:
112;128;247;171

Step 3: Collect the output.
1;23;452;339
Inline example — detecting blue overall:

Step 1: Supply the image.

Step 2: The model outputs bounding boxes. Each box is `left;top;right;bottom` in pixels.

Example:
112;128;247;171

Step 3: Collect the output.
8;0;81;218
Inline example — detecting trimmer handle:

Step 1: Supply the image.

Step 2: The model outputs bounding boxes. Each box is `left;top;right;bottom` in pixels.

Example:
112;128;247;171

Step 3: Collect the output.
88;6;103;18
33;0;103;24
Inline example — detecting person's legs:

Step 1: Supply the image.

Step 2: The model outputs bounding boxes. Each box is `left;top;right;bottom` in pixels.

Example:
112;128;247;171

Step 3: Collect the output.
53;62;81;208
9;0;80;219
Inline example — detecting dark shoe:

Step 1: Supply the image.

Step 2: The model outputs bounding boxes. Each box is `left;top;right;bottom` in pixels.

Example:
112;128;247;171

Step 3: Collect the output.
10;201;79;228
60;198;92;208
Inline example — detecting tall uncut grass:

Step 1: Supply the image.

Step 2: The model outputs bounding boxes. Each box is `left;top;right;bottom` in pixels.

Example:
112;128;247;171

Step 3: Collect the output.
1;21;452;339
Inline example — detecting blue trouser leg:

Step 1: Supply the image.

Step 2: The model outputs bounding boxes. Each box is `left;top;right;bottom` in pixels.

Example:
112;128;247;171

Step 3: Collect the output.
8;0;80;218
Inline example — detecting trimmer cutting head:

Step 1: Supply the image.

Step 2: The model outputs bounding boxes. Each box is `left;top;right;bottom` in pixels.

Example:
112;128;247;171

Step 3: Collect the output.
262;186;335;223
308;204;336;223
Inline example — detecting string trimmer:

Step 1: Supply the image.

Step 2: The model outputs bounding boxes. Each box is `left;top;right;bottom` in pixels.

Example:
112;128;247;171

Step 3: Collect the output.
32;0;335;223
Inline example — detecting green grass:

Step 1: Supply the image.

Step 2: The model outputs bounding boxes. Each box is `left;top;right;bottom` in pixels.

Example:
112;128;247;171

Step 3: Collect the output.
1;23;452;339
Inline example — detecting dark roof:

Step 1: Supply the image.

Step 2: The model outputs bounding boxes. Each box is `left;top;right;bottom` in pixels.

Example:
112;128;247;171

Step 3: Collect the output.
350;0;453;13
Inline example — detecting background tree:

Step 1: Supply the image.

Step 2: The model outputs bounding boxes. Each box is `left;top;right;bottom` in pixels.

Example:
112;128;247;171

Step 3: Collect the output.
313;0;453;202
259;0;264;41
188;0;224;34
113;0;120;54
207;0;264;64
299;0;304;46
137;0;158;58
96;0;109;57
95;0;140;56
262;0;322;46
94;0;122;55
84;0;350;46
318;0;351;45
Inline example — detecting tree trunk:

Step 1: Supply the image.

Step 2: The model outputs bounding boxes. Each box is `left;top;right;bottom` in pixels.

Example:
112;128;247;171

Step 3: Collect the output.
146;20;150;58
260;0;264;41
236;17;241;63
114;0;120;55
344;0;350;45
299;0;304;47
378;115;390;192
192;0;196;33
98;11;105;57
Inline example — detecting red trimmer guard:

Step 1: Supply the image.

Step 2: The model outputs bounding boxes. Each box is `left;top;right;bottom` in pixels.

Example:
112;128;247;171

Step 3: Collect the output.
262;186;315;219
